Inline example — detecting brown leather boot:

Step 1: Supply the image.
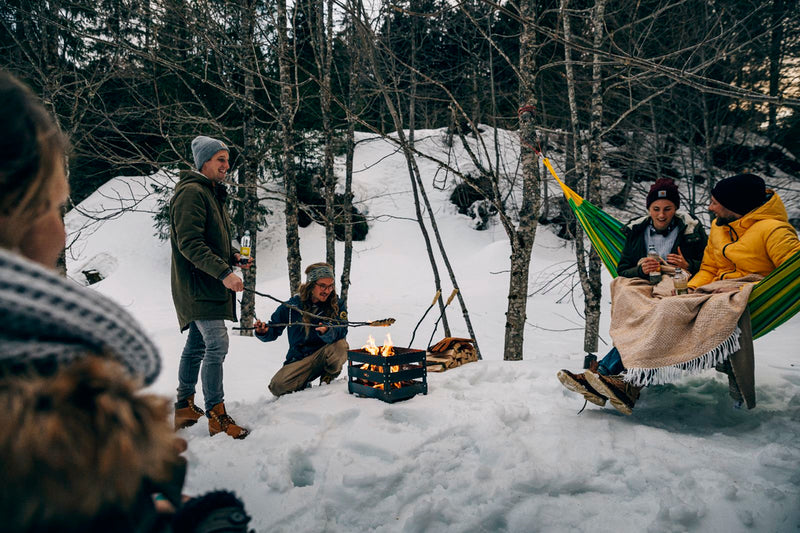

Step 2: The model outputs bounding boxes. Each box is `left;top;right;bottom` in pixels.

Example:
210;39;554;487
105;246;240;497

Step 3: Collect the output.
207;402;250;440
174;394;204;430
557;369;607;406
584;370;642;416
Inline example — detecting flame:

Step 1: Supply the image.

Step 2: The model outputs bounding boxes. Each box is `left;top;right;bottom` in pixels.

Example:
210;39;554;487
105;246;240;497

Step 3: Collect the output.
381;333;394;356
362;335;380;355
362;334;394;356
359;334;400;383
370;382;403;390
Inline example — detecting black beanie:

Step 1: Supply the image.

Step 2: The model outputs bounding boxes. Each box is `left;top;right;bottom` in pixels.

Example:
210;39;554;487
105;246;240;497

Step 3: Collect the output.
646;178;680;209
711;174;766;215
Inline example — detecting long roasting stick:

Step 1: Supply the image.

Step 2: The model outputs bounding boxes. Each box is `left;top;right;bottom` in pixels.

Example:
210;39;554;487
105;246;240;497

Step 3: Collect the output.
241;287;395;328
426;289;458;349
407;290;440;348
233;318;395;331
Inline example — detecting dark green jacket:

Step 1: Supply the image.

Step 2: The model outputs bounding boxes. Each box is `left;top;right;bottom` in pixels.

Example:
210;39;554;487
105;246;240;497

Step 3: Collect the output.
616;211;708;279
170;170;237;331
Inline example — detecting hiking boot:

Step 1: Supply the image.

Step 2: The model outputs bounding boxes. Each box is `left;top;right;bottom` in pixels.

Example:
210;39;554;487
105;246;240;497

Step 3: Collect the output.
207;403;250;440
174;394;204;430
584;371;641;415
319;373;337;386
557;369;607;407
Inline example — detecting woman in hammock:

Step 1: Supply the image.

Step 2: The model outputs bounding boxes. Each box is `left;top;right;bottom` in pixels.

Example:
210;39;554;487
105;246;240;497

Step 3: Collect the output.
557;177;707;414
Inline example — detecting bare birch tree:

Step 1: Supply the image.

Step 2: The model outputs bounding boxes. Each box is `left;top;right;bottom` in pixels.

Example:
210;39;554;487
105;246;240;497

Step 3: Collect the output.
503;0;541;361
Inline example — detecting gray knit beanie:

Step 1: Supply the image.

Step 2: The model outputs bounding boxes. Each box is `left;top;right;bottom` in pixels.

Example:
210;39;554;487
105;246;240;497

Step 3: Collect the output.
191;136;228;171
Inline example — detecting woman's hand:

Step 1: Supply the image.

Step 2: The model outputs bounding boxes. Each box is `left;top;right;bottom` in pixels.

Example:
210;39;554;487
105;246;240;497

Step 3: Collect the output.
666;246;689;270
640;256;661;274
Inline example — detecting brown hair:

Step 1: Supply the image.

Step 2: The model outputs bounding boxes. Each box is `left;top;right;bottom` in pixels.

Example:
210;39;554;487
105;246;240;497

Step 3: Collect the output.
0;356;179;531
0;70;68;250
297;262;340;336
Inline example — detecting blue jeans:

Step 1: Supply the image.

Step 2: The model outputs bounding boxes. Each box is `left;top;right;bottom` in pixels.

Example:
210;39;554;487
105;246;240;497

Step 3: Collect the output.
176;320;228;412
598;346;625;376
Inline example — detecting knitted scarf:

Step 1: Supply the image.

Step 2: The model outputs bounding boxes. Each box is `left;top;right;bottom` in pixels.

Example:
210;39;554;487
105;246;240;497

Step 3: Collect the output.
0;248;160;384
609;274;759;386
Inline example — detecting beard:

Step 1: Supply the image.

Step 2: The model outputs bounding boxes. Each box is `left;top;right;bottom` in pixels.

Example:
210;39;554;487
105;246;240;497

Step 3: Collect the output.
713;213;738;225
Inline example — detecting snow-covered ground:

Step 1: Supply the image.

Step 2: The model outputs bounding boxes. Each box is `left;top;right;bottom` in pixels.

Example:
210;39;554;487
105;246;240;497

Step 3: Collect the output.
65;129;800;532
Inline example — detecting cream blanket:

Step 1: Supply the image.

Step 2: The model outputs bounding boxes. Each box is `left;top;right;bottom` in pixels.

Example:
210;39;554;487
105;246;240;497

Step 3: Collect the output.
609;273;760;386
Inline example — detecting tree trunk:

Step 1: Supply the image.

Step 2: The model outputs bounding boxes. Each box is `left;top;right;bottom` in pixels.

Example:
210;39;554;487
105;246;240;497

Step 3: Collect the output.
768;0;784;138
278;0;301;293
561;0;584;237
582;0;606;354
321;0;336;268
238;0;258;336
504;0;541;361
409;15;417;148
340;2;361;306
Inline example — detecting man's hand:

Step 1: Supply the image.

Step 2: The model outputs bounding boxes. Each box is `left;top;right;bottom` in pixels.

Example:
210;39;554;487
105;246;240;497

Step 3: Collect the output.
666;246;689;270
222;272;244;292
254;320;268;335
234;253;253;269
640;256;661;274
315;323;329;334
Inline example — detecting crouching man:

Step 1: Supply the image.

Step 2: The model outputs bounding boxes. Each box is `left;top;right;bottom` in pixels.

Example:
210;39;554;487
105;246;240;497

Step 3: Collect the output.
254;263;349;396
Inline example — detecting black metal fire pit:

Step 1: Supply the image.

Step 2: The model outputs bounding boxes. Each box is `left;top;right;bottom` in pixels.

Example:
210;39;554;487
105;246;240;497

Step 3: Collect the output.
347;347;427;403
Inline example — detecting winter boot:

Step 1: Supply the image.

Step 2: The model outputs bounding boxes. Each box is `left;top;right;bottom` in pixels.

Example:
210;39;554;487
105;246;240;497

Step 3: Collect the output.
174;394;205;430
319;373;337;386
557;366;607;407
583;370;641;415
207;403;250;440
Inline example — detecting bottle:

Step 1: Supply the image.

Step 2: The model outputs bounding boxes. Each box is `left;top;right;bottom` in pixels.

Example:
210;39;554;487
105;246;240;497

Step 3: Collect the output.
647;244;662;284
674;267;688;295
239;230;251;265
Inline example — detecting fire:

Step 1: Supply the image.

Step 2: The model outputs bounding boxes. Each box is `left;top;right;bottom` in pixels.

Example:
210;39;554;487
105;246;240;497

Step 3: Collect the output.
381;333;395;356
361;334;394;356
360;334;399;380
362;335;379;355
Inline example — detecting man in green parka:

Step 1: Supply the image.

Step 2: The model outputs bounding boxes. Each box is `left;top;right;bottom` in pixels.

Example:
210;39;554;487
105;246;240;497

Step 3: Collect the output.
170;135;250;440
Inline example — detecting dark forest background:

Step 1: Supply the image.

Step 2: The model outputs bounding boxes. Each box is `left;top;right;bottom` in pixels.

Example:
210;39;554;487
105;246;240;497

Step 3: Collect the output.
3;0;799;357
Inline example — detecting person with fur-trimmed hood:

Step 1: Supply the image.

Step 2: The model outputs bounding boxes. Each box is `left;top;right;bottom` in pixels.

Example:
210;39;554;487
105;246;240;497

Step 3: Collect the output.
254;262;349;396
0;69;254;533
557;178;708;414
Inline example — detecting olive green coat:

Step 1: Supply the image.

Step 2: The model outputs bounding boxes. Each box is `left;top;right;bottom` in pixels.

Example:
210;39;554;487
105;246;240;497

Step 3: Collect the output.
170;170;237;331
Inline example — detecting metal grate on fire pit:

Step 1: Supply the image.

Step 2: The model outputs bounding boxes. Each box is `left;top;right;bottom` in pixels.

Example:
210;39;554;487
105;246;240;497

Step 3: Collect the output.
347;347;427;402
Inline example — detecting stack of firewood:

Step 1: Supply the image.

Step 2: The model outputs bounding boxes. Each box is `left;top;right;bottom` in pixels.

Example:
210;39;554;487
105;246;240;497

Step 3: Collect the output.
425;337;477;372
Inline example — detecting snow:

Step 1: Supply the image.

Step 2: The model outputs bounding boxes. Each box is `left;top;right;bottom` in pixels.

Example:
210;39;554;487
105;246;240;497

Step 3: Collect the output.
65;128;800;532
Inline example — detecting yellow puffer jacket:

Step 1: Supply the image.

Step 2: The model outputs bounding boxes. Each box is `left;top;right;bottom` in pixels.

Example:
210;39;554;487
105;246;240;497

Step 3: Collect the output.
689;190;800;289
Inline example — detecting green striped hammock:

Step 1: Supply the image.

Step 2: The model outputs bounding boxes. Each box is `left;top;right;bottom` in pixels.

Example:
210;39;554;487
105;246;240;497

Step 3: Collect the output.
542;157;800;339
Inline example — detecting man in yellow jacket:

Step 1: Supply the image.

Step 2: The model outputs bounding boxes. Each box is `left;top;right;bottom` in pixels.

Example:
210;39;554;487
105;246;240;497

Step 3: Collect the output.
688;173;800;408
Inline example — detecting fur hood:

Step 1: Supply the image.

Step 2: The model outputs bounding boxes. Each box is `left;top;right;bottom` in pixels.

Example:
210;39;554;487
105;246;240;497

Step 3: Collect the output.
0;357;181;532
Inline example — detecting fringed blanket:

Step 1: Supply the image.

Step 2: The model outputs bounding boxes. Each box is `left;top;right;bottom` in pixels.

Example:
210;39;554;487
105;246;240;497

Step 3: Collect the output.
609;274;761;386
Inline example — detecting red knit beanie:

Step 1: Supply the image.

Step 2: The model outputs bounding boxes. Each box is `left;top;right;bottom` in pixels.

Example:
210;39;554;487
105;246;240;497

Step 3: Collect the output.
646;178;680;209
